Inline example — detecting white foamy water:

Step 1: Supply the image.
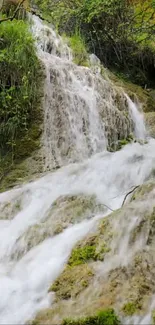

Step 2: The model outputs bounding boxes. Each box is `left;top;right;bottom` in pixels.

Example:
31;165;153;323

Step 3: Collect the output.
126;94;146;139
0;14;154;325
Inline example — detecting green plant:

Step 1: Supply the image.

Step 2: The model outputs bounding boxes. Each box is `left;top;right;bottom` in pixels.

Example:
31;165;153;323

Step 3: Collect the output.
0;18;43;188
62;308;120;325
34;0;155;88
0;19;43;160
69;33;89;66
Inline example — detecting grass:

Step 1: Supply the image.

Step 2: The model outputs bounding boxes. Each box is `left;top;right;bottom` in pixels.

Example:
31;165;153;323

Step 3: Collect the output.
62;309;120;325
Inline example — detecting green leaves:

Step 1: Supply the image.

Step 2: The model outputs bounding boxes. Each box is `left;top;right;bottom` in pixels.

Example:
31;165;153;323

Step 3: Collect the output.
0;19;43;157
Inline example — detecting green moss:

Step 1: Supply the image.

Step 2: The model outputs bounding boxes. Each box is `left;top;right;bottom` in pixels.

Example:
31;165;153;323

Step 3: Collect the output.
67;236;110;267
117;137;133;150
68;246;97;266
107;135;134;152
131;182;155;202
49;264;94;299
62;309;120;325
122;301;141;316
95;244;110;261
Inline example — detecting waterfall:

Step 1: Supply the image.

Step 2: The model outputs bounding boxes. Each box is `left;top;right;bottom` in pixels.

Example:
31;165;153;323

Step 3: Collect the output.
0;15;154;325
31;15;137;170
126;94;146;140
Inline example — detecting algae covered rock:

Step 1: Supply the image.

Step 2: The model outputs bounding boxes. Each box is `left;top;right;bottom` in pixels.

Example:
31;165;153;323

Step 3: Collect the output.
49;264;94;300
145;112;155;138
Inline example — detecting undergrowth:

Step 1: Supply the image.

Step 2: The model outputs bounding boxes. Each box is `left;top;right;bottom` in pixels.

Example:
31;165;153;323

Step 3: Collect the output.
0;18;43;184
68;34;89;66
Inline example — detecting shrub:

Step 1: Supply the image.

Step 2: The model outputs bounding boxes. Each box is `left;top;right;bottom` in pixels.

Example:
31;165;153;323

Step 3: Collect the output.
0;19;43;159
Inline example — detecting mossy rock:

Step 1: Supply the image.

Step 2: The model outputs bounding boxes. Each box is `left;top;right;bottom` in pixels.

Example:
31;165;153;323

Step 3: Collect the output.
145;112;155;138
122;301;141;316
49;264;94;300
67;227;111;267
107;70;155;113
14;194;105;258
131;182;155;202
32;308;120;325
52;194;105;223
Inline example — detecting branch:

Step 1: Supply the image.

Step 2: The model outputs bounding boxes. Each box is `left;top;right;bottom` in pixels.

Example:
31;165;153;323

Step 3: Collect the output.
121;185;140;207
0;0;25;24
100;203;114;212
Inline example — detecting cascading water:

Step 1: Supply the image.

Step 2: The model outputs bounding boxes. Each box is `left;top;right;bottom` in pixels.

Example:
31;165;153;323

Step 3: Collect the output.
31;15;139;170
0;15;155;325
126;94;146;140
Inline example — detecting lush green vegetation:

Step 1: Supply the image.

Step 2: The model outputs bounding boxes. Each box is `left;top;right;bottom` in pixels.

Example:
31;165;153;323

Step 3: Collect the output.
0;18;43;184
32;0;155;88
68;34;89;66
68;240;110;266
62;309;120;325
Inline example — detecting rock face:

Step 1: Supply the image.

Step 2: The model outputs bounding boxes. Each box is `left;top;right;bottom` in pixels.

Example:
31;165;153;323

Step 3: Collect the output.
31;180;155;325
145;112;155;138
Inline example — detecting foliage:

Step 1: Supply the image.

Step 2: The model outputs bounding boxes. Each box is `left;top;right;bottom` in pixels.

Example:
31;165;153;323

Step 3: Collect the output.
68;33;89;66
62;309;120;325
33;0;155;87
0;19;43;163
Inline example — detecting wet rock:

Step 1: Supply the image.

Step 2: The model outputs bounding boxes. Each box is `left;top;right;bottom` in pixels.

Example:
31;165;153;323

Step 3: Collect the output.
31;180;155;324
145;112;155;138
12;194;105;258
